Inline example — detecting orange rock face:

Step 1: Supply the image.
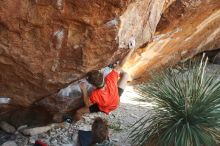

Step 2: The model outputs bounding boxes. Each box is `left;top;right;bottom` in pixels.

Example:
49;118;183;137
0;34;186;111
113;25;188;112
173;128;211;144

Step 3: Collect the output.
124;0;220;82
0;0;220;113
0;0;130;110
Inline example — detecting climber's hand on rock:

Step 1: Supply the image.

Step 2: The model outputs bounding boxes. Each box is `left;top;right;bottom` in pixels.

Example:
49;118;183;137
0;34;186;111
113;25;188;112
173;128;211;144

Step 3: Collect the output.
109;61;119;69
149;38;154;43
79;82;87;91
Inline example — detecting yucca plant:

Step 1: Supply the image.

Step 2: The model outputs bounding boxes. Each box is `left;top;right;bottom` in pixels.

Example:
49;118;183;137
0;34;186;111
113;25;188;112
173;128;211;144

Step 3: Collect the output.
129;56;220;146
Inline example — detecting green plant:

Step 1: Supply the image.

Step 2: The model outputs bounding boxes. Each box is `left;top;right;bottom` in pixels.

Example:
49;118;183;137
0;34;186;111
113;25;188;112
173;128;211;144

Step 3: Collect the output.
129;57;220;146
109;120;123;132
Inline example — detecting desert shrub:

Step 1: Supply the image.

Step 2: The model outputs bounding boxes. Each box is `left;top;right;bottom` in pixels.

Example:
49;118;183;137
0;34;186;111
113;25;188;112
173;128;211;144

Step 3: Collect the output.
130;57;220;146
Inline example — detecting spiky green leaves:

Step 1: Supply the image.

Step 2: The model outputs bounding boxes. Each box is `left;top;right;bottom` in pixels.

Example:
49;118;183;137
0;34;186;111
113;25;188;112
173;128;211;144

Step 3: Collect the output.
130;57;220;146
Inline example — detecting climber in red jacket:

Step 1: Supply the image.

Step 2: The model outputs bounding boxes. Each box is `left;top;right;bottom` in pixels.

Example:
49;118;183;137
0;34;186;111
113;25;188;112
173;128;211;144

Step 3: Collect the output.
75;44;135;121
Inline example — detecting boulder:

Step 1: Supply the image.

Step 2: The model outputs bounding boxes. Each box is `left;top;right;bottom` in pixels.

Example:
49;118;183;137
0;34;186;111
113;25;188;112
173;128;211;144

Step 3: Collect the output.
2;141;17;146
0;121;16;134
124;0;220;82
21;124;58;136
0;0;131;110
0;0;220;114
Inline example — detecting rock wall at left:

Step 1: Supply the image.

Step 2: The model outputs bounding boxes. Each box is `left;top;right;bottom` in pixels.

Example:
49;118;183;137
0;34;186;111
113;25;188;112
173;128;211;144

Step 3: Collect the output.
2;0;217;115
0;0;130;109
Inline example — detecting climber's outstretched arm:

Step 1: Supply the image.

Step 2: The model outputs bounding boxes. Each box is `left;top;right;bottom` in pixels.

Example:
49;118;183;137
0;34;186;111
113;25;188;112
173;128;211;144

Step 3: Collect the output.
115;47;135;71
